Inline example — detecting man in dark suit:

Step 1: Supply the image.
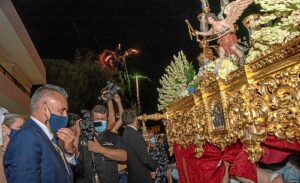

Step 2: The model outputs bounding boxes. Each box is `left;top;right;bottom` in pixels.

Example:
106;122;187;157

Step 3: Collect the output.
122;109;157;183
4;84;76;183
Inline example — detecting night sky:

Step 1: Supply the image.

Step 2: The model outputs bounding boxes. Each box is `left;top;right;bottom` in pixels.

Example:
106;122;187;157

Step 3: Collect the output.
12;0;258;113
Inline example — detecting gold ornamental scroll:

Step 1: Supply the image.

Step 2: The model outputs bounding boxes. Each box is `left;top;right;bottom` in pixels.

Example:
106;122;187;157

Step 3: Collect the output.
141;37;300;162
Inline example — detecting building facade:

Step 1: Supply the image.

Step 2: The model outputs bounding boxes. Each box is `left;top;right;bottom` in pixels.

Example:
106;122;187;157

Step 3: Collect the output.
0;0;45;115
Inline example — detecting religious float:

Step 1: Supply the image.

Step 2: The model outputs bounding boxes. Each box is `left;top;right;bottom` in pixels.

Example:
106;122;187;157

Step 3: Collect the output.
139;0;300;182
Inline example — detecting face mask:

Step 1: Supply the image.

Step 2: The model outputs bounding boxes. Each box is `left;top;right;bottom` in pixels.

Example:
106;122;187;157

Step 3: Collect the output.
171;169;179;181
279;162;300;182
94;120;107;133
8;129;18;138
46;106;68;134
150;136;156;144
229;179;239;183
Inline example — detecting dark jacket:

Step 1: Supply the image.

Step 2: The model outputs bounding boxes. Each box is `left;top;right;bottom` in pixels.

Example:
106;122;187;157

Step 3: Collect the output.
75;130;125;183
4;119;73;183
122;126;157;183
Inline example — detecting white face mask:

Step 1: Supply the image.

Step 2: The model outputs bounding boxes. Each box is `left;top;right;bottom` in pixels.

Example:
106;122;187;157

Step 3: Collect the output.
150;136;156;144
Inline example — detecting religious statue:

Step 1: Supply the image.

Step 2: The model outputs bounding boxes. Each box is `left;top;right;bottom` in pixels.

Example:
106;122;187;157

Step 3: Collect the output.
217;0;229;20
196;0;254;63
212;103;225;129
185;17;215;66
198;12;209;32
242;14;261;35
242;14;261;46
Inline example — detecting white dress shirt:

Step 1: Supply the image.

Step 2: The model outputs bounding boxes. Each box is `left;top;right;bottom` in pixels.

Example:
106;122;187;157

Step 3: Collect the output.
30;116;76;165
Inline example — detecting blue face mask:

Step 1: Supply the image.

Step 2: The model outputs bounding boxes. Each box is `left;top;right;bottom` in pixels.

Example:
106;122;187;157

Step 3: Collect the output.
150;136;156;144
279;162;300;182
49;113;68;134
94;120;107;133
46;106;68;134
171;169;179;181
8;129;19;138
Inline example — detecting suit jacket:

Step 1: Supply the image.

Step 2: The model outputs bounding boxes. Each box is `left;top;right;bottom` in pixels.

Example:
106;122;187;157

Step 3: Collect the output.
4;119;73;183
122;126;157;183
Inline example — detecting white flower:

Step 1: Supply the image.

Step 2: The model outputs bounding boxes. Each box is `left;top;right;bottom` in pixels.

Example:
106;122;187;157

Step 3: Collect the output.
246;49;263;63
216;57;239;80
198;57;238;80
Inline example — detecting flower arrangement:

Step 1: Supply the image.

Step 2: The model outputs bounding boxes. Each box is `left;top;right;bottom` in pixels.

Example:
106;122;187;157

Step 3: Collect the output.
246;0;300;63
198;57;239;81
216;58;239;80
157;51;198;110
255;0;298;12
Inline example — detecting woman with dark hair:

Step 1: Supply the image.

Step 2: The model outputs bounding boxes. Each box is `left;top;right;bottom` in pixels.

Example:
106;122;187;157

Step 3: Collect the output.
148;133;169;183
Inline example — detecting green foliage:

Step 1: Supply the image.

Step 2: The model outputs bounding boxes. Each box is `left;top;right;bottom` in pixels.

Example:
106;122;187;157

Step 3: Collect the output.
43;51;113;113
44;59;87;112
184;63;196;85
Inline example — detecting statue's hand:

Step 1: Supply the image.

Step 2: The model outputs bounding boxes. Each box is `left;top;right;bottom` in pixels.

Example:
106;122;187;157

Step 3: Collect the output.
229;25;236;32
218;13;224;20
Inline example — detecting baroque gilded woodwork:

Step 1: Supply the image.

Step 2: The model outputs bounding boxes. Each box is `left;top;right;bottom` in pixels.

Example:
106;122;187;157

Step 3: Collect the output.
138;37;300;162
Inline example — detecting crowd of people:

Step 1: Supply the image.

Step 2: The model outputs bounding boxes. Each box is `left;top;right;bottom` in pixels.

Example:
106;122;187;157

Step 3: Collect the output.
1;84;300;183
0;84;179;183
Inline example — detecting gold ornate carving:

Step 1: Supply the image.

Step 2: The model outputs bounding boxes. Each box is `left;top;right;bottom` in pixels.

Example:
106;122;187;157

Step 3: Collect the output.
165;94;195;114
247;37;300;72
200;72;217;89
254;66;300;141
138;113;169;121
223;67;246;85
225;85;250;142
165;104;207;158
205;97;227;146
142;38;300;161
243;125;266;162
241;64;300;162
197;39;215;66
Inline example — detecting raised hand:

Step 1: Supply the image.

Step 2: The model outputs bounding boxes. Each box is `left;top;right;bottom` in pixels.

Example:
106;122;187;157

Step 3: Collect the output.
113;94;121;104
57;128;75;154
